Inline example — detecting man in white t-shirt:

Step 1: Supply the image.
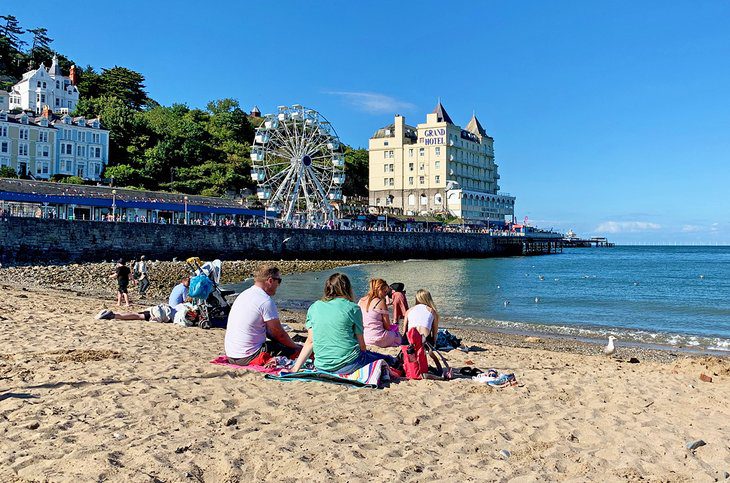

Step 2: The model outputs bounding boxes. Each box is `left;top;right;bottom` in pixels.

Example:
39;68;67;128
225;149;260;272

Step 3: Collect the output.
224;264;301;365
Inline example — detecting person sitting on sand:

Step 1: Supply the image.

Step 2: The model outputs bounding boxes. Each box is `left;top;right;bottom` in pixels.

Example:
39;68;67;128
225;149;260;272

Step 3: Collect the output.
224;264;301;365
389;282;408;326
110;259;131;307
168;276;190;306
96;302;201;327
403;289;440;345
291;273;396;374
358;278;401;348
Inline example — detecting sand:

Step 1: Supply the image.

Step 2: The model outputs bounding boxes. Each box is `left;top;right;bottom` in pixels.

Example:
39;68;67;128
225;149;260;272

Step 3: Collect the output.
1;285;729;482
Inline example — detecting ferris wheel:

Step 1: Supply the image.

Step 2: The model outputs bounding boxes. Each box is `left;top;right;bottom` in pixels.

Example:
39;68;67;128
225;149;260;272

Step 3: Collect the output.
250;104;345;223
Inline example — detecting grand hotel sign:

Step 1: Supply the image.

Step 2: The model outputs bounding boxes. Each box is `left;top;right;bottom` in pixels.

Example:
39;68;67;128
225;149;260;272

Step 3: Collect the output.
418;128;446;146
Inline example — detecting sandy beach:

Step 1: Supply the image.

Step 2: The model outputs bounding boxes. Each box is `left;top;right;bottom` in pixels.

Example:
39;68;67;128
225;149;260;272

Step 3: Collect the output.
1;282;729;482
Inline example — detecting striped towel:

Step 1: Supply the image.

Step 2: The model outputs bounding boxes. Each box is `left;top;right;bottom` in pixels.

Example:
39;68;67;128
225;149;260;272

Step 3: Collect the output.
265;359;388;388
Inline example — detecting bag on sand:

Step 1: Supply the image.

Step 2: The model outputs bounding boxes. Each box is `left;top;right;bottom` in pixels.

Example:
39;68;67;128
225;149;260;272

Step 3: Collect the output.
150;304;173;323
401;327;428;379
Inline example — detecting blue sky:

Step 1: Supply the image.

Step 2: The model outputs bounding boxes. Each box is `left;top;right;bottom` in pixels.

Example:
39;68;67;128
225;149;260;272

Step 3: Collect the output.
12;1;730;244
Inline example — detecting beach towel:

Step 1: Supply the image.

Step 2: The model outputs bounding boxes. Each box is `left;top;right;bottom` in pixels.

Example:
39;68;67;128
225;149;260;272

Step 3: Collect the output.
209;355;294;375
264;359;388;388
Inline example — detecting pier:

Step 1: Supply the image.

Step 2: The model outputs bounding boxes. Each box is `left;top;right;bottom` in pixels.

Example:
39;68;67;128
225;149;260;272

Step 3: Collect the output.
562;236;615;248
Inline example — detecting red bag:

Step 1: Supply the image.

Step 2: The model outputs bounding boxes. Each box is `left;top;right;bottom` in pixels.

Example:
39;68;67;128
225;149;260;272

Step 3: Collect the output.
401;327;428;379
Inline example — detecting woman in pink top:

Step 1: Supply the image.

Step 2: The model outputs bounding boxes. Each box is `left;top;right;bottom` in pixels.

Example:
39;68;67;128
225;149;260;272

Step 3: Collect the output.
358;278;401;348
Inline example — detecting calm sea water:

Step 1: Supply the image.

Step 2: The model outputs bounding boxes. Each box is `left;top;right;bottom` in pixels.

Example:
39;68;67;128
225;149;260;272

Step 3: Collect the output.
226;247;730;352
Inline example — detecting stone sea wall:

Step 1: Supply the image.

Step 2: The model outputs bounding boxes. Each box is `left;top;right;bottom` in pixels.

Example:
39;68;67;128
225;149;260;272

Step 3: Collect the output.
0;218;519;265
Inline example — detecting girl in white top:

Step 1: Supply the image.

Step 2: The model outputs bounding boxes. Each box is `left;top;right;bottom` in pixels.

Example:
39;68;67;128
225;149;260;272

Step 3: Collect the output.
403;289;440;344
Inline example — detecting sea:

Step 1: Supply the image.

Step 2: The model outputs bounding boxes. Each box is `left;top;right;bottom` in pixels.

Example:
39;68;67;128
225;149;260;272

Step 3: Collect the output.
226;246;730;354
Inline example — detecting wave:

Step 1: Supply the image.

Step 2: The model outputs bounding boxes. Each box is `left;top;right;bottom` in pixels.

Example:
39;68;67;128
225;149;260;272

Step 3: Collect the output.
444;315;730;353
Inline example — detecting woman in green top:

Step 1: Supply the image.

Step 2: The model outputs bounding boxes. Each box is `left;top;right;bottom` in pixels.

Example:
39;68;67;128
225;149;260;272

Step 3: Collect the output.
291;273;395;374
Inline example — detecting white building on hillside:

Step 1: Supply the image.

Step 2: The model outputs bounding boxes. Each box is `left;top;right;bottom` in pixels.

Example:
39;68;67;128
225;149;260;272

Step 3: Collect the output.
8;55;79;115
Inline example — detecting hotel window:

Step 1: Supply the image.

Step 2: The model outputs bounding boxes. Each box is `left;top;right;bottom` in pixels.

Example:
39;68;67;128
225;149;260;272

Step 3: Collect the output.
419;176;425;185
61;160;73;173
408;177;414;185
390;178;395;186
77;145;86;157
79;131;86;142
64;129;72;140
435;160;440;169
91;133;100;143
408;162;414;171
0;141;8;153
435;175;441;184
37;145;50;158
39;131;49;143
435;147;441;156
408;194;415;205
408;149;413;158
92;147;102;158
19;128;29;140
94;163;102;176
0;126;6;137
61;143;73;155
56;81;60;89
419;163;425;171
384;141;389;146
18;143;29;156
419;148;424;157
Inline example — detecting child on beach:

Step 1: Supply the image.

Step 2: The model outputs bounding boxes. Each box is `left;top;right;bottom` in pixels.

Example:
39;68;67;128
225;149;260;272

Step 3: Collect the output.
388;282;408;330
403;289;440;345
110;259;131;307
358;278;401;348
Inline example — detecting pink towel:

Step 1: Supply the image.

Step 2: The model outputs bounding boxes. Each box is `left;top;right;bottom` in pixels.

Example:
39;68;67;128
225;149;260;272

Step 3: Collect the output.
209;355;281;374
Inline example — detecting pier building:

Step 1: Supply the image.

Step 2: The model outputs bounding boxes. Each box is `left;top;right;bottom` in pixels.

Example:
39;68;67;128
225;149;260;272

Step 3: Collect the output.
368;102;515;225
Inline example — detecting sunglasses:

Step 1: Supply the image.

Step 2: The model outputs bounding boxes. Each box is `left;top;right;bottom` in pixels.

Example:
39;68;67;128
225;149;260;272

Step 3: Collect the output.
271;277;283;284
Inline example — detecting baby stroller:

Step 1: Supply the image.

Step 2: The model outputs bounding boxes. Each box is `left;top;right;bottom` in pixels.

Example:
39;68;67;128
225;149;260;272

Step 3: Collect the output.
185;257;233;329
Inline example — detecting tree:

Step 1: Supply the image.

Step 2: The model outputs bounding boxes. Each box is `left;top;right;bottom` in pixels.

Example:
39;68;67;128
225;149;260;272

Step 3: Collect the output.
74;95;150;167
98;66;152;110
0;15;26;82
27;27;53;67
0;166;17;178
76;65;101;99
342;146;369;197
0;15;25;50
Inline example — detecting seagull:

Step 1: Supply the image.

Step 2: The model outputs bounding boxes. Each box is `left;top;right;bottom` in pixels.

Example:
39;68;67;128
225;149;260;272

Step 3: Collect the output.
534;297;540;303
282;237;292;244
538;275;545;281
633;281;639;286
604;336;616;356
497;285;501;289
699;275;705;279
503;300;510;307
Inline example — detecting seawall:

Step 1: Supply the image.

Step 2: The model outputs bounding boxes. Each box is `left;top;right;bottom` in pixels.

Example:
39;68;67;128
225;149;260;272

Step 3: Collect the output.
0;218;522;264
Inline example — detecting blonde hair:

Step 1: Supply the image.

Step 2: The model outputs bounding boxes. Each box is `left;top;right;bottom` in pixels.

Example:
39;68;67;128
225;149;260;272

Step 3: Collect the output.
415;289;437;311
322;273;354;302
254;263;280;283
365;278;389;312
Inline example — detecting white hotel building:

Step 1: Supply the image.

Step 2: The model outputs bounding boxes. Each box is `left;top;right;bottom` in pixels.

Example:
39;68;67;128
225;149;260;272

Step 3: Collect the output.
368;103;515;225
1;56;109;180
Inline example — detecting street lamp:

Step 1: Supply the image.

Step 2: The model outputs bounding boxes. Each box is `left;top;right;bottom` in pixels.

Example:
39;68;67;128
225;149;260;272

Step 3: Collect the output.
184;195;188;225
111;189;117;221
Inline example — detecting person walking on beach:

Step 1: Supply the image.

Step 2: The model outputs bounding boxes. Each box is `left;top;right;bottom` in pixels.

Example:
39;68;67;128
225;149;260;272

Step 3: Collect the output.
224;264;301;365
134;255;150;299
358;279;401;348
291;273;395;373
110;259;131;307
